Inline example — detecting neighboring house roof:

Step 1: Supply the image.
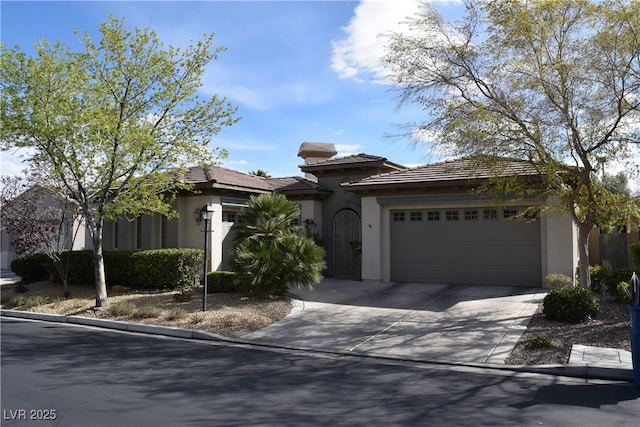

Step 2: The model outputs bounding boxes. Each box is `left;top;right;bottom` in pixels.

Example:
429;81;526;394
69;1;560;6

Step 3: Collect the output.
184;165;273;193
299;153;406;175
342;157;541;191
268;176;333;199
183;165;331;198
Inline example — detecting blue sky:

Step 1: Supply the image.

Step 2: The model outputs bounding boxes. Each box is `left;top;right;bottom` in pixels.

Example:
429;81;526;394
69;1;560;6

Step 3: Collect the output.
0;0;465;179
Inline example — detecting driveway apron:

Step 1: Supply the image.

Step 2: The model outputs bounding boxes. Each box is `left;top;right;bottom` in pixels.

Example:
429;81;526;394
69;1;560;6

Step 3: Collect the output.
243;279;547;364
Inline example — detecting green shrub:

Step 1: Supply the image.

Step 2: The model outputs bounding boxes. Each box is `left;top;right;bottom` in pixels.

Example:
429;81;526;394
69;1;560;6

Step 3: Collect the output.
544;274;573;290
614;281;630;304
107;300;137;317
525;335;555;350
104;251;137;286
207;271;242;293
543;287;600;323
606;268;634;296
14;283;29;293
10;254;51;283
130;249;202;289
58;250;94;285
589;265;609;294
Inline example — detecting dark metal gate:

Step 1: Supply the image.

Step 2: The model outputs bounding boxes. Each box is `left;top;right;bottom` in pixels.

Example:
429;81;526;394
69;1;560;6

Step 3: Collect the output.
333;209;361;279
600;233;631;270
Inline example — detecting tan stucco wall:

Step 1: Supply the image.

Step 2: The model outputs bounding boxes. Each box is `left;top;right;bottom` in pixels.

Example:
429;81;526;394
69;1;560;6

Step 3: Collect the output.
298;199;324;239
540;210;579;283
360;197;383;282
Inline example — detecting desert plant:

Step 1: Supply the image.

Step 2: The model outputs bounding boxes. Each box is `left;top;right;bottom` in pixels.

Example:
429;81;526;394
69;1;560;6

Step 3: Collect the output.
10;294;50;308
189;313;204;324
173;289;193;302
543;287;600;323
132;306;162;319
166;308;188;321
232;193;326;298
107;300;137;317
544;274;573;290
525;335;555;350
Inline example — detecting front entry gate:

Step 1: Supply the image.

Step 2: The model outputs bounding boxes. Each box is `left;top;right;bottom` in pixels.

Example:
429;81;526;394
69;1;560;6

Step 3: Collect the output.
332;209;361;279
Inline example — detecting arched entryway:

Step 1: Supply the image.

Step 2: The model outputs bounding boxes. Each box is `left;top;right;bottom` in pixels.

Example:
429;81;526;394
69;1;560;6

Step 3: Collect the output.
332;209;361;279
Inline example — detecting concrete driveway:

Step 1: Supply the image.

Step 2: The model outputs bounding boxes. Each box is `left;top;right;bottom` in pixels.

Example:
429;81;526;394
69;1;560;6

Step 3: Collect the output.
244;279;547;364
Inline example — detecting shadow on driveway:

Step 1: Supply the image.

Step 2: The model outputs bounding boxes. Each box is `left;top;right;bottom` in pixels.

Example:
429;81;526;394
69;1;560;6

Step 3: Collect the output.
244;278;547;364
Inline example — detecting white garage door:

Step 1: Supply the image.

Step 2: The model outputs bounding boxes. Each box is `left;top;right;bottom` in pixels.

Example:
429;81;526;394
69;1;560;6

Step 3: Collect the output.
390;207;541;287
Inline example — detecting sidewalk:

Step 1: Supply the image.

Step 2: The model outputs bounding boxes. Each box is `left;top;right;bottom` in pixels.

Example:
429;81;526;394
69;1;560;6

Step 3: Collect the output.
0;270;21;286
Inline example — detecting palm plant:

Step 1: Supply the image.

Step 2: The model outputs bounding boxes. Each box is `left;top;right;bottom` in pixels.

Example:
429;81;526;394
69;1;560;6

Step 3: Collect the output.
233;193;326;297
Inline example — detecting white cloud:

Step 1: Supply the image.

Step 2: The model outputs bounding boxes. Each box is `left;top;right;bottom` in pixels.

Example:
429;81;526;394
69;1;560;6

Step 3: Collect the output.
222;159;250;168
331;0;465;83
335;143;364;158
203;74;333;112
331;0;423;82
0;149;33;178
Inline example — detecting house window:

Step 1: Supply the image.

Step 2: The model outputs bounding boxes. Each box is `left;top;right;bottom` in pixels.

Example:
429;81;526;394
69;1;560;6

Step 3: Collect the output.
410;211;422;222
503;209;518;220
161;216;168;248
136;217;143;249
393;212;405;222
113;221;119;249
427;211;440;221
483;209;497;220
464;210;478;221
223;212;237;223
446;210;459;221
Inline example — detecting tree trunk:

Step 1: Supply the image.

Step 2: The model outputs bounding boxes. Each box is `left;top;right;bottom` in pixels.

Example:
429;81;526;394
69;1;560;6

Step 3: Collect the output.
92;218;108;308
577;222;592;289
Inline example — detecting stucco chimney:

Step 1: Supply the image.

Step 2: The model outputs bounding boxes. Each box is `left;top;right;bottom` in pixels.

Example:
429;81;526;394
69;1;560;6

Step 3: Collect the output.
298;142;337;179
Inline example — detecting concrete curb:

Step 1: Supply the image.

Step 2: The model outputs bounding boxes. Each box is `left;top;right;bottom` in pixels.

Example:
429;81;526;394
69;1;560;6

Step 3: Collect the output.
1;308;633;382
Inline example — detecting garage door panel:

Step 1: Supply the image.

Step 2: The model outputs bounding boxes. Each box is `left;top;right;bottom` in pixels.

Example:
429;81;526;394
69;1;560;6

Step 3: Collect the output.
391;208;542;287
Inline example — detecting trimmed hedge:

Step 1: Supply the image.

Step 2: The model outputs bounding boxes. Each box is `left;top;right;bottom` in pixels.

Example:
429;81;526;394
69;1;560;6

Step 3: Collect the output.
543;287;600;323
206;271;245;294
130;249;202;289
11;249;203;290
10;253;51;284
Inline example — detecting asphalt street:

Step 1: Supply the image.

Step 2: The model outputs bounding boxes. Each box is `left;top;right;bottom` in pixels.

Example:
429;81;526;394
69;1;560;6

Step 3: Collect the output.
1;318;639;427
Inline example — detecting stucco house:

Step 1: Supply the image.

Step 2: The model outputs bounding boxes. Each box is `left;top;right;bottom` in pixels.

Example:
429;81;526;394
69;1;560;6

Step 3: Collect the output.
100;142;579;288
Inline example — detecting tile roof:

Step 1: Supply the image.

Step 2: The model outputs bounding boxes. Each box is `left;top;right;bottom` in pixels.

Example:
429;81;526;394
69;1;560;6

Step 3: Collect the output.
300;153;406;171
343;157;541;189
267;176;331;193
184;165;273;192
183;166;331;194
